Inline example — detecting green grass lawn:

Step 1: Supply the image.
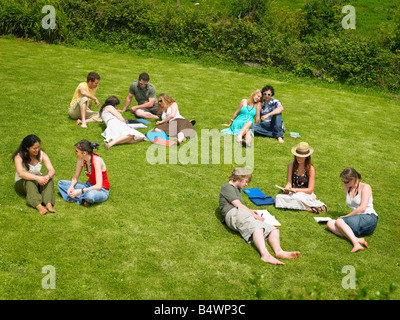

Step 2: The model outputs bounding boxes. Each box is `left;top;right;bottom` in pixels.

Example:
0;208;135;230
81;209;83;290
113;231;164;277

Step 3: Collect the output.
0;38;399;300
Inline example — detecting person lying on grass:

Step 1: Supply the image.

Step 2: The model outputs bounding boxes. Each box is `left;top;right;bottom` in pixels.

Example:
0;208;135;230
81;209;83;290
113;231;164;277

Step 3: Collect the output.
274;142;327;214
219;167;300;265
13;134;56;215
327;167;378;253
58;140;109;207
100;96;145;150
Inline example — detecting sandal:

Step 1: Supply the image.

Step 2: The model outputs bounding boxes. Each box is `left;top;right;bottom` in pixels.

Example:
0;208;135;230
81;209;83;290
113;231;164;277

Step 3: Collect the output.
318;205;327;213
311;207;319;214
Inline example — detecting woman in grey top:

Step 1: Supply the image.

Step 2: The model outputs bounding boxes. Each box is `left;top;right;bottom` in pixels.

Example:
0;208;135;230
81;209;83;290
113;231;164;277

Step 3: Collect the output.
219;167;300;265
100;96;145;149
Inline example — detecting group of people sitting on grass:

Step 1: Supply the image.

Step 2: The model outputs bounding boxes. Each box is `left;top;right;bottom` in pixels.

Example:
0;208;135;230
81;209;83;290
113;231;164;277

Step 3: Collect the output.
12;71;378;263
71;71;196;147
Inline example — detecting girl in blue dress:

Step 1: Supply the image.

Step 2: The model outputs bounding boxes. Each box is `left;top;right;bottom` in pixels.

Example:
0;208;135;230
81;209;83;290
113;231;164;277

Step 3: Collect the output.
221;90;262;147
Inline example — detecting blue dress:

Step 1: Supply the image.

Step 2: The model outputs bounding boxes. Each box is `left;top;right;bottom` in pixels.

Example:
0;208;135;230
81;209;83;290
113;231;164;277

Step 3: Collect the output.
221;105;257;136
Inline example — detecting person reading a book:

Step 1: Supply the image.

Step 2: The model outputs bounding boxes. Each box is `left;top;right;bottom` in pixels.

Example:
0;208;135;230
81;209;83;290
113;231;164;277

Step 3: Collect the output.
326;167;378;252
154;93;195;145
58;140;110;207
275;142;327;213
221;90;262;148
13;135;56;215
99;96;145;150
219;167;300;265
70;72;102;128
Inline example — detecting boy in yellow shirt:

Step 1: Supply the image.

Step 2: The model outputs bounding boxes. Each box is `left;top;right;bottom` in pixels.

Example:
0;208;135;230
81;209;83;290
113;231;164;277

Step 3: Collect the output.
68;72;102;128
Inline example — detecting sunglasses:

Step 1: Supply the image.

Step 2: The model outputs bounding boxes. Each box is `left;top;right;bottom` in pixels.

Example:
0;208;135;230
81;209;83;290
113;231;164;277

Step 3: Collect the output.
139;81;148;86
341;180;351;184
263;92;272;96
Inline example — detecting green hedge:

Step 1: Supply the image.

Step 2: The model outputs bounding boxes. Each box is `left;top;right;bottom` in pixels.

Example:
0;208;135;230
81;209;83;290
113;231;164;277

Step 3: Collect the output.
1;0;399;92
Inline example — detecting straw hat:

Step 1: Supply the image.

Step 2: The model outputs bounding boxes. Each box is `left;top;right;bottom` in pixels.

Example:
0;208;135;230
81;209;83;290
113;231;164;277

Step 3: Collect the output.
291;142;314;157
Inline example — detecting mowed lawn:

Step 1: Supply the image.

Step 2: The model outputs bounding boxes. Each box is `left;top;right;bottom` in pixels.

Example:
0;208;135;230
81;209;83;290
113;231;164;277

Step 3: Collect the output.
0;39;399;300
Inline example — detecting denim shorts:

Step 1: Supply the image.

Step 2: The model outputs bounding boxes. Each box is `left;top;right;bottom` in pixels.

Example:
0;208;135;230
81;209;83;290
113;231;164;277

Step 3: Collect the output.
342;214;378;237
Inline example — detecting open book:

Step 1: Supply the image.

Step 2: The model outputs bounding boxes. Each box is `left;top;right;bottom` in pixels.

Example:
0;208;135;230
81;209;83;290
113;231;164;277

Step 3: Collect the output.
256;210;281;226
275;185;296;193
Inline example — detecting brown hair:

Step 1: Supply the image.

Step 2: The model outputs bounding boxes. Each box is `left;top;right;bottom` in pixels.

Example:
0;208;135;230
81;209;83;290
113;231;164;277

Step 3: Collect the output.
229;167;252;183
87;72;100;83
340;167;362;180
292;155;312;174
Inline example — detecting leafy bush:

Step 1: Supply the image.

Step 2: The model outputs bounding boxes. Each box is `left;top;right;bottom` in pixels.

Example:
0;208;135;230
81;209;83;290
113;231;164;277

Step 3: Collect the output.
0;0;399;92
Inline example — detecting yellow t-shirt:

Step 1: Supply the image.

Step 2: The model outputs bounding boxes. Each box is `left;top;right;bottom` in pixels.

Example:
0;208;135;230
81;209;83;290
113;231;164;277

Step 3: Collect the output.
69;82;97;108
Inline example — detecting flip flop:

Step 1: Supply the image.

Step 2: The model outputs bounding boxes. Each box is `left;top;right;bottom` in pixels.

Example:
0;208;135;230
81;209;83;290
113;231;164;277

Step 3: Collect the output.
311;207;319;214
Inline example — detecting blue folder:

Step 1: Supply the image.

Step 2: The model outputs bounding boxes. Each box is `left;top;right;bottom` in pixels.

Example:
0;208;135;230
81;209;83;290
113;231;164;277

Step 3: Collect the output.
145;131;169;142
243;188;275;206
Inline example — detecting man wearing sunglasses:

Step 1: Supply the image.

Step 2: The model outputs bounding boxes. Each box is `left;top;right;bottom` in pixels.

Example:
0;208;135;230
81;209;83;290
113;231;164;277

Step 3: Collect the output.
119;72;159;119
252;85;285;143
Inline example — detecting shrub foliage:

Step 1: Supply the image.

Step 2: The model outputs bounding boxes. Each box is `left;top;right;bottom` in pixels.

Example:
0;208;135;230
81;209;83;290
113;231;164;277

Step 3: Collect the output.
0;0;399;92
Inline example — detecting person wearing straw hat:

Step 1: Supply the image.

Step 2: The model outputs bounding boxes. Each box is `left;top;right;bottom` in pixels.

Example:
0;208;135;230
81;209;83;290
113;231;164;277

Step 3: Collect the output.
219;167;300;265
275;142;327;213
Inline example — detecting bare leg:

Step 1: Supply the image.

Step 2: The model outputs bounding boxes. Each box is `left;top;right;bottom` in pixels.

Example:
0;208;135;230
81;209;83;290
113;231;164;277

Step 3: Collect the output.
107;135;144;148
327;218;368;252
133;108;159;119
237;121;253;143
176;132;185;145
268;229;300;260
252;229;285;265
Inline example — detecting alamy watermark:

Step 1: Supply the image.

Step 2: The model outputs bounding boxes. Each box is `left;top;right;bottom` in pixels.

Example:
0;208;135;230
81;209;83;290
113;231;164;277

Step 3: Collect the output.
341;265;356;290
342;5;356;30
42;265;56;289
146;129;254;172
41;5;56;30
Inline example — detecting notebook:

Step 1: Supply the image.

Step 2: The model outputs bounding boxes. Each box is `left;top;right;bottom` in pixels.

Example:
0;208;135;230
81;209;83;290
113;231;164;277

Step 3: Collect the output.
145;131;169;142
243;188;275;206
256;210;281;226
153;137;176;146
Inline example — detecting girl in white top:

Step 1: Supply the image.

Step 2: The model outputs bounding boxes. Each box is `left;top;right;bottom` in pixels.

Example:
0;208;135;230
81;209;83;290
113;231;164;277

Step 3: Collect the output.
100;96;145;149
154;93;195;145
327;167;378;252
13;135;56;215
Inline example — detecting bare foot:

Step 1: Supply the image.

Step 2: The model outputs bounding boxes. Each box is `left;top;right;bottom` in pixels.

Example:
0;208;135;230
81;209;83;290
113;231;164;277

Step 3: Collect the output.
351;242;365;252
36;204;47;215
46;203;56;213
276;250;301;260
358;238;369;249
277;137;284;144
76;119;82;125
81;123;87;128
261;253;285;265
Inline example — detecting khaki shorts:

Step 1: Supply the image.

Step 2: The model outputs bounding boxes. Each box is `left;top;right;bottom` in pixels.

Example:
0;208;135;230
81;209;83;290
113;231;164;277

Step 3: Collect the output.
225;207;276;243
68;96;102;122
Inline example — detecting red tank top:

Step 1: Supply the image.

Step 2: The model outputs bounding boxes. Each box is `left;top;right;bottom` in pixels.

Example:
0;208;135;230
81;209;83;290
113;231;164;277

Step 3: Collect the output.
85;153;110;190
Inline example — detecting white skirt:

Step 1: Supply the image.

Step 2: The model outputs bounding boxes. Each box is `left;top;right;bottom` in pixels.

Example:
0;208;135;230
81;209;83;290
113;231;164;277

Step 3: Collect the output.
275;192;325;210
101;118;145;142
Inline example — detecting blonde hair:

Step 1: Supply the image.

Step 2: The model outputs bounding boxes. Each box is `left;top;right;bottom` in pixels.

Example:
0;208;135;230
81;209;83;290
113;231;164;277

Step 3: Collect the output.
229;167;252;182
158;93;176;111
247;89;262;106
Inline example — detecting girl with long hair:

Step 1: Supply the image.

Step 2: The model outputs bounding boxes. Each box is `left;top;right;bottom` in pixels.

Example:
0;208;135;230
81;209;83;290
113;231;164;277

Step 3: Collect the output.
275;142;327;213
13;134;56;215
327;168;378;252
100;96;145;149
221;89;262;147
